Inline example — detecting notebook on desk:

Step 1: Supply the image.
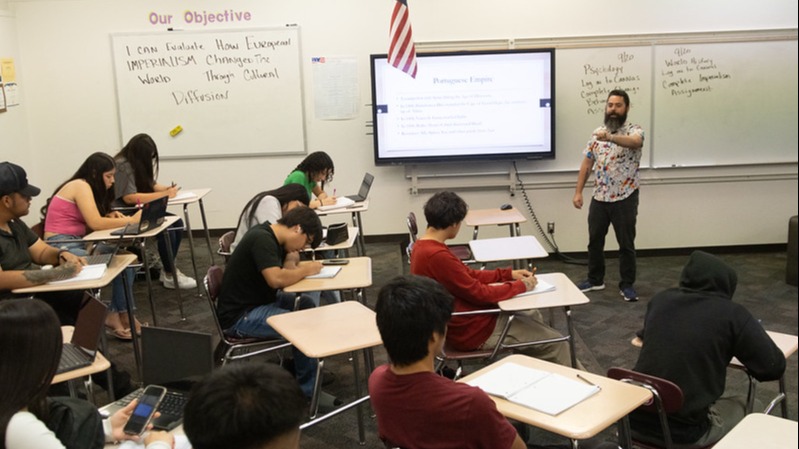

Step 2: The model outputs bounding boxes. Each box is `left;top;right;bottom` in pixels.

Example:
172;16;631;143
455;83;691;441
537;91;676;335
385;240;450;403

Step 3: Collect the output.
110;197;168;235
102;326;214;430
344;172;374;202
57;297;107;374
317;196;356;212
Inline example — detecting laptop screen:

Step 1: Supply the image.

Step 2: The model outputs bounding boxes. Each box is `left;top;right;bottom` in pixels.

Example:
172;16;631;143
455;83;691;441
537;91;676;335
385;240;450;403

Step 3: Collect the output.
141;327;214;390
71;296;108;353
358;173;374;199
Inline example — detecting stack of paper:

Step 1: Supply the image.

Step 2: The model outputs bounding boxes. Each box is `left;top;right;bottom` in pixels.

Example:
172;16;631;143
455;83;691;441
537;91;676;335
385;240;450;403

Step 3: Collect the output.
515;278;556;297
305;266;342;279
467;362;600;415
317;197;356;211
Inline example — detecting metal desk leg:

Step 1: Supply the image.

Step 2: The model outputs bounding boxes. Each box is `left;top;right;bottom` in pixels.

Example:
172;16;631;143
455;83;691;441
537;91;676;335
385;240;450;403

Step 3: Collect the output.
122;273;143;384
565;306;577;369
139;239;158;327
472;226;480;240
198;198;215;266
181;204;203;296
351;211;366;256
618;415;633;449
309;358;325;419
352;349;366;445
163;230;185;320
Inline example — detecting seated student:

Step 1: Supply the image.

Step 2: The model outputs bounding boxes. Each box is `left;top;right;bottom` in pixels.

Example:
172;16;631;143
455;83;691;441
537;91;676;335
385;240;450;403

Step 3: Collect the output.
231;183;309;252
631;250;786;448
369;274;526;449
41;152;143;339
410;191;578;368
0;161;85;324
183;363;307;449
0;298;173;449
215;206;335;404
284;151;337;209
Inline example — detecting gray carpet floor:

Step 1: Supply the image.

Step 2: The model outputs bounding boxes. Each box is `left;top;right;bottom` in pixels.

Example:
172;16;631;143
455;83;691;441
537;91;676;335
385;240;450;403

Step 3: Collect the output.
95;235;797;448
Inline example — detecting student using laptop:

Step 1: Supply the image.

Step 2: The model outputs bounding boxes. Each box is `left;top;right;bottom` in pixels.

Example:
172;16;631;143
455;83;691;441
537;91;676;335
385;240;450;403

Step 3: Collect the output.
184;363;307;449
113;133;196;290
284;151;338;209
0;298;173;449
41;152;142;340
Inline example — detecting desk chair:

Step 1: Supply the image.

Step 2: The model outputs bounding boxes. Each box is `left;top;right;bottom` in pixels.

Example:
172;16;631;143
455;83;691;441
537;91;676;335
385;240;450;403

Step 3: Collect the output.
607;367;715;449
434;309;507;380
406;212;473;263
203;265;291;366
217;230;235;263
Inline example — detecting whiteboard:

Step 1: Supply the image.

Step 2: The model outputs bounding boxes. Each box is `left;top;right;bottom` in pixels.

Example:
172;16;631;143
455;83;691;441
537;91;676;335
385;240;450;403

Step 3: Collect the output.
111;26;305;159
653;40;798;167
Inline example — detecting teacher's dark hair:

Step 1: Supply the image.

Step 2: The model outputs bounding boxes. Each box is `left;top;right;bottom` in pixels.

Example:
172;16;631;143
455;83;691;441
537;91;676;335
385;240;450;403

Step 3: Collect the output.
0;298;63;446
608;89;630;107
115;133;160;193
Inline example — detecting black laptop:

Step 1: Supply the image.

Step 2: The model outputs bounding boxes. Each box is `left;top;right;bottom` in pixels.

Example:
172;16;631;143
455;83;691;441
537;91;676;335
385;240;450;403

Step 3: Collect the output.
57;296;107;374
102;326;214;430
83;233;126;266
345;173;374;202
110;196;168;236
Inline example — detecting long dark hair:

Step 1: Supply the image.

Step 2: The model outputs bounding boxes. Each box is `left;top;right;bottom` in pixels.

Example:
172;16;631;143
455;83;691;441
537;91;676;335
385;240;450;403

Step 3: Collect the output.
291;151;334;190
115;133;159;193
41;152;116;220
0;298;63;447
237;184;310;229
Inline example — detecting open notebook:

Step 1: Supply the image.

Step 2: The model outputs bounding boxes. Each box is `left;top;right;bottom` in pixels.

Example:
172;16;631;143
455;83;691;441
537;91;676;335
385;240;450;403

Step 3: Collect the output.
467;362;600;415
515;278;556;296
48;264;107;285
305;266;342;279
317;196;355;211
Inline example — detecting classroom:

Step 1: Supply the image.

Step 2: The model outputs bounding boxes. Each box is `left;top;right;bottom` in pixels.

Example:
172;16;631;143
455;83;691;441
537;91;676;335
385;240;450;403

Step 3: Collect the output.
0;0;797;448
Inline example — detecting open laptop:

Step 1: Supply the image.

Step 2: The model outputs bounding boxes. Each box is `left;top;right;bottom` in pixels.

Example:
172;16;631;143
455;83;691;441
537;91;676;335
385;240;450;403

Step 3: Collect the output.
344;172;374;202
102;326;214;430
83;233;126;266
110;196;168;236
57;296;107;374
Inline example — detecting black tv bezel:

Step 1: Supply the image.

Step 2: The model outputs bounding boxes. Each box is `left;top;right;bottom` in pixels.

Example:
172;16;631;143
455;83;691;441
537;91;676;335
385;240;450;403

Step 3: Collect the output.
370;47;556;166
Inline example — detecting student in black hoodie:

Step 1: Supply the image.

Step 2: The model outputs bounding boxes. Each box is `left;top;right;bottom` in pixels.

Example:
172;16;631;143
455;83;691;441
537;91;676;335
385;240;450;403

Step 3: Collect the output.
632;250;785;448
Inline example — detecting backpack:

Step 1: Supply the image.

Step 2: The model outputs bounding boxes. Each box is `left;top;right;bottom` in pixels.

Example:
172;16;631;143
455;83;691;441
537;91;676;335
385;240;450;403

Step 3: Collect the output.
45;396;105;449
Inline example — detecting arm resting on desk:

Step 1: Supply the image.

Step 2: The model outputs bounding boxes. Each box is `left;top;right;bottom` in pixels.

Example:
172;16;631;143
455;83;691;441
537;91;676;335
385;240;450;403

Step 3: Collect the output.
732;317;786;382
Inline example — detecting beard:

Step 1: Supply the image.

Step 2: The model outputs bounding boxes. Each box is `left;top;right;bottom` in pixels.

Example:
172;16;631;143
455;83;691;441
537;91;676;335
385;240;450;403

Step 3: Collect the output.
604;111;627;133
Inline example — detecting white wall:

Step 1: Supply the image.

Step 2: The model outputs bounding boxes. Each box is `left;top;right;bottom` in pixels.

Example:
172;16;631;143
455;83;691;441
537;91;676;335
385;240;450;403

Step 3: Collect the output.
5;0;798;251
0;8;31;172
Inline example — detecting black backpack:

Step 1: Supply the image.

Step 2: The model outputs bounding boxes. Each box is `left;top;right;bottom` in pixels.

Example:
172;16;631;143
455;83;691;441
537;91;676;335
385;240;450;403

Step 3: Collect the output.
45;396;105;449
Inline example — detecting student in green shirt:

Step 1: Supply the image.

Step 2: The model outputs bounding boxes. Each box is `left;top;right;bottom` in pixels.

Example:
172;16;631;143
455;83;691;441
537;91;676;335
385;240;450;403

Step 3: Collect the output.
284;151;336;209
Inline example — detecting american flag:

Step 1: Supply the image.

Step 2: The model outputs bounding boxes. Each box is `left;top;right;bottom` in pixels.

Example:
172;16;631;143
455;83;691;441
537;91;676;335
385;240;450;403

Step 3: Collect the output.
388;0;417;78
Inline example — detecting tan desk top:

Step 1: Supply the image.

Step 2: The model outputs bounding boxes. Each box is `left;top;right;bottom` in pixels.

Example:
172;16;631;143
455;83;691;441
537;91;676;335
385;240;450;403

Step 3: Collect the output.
267;301;382;358
499;273;590;312
83;215;181;241
167;188;212;206
460;354;652;440
712;413;797;449
13;254;138;294
469;235;548;262
465;207;527;227
315;199;369;216
284;257;372;293
731;330;797;367
53;326;111;385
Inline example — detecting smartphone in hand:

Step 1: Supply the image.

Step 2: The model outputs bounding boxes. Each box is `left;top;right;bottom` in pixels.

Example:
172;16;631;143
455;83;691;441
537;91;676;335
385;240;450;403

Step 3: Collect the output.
123;385;167;435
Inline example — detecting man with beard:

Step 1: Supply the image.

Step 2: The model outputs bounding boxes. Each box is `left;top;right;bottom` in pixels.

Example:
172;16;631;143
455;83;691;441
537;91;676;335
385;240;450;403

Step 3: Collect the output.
573;89;644;302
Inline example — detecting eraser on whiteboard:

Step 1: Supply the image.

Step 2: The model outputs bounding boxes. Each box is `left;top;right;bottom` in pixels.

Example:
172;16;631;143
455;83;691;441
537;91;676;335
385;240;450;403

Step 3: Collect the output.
170;125;183;137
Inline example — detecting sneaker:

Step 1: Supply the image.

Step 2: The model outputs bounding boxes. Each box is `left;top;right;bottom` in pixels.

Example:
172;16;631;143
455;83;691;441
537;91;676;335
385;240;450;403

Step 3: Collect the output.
160;269;197;289
315;390;343;413
576;280;606;292
620;286;639;302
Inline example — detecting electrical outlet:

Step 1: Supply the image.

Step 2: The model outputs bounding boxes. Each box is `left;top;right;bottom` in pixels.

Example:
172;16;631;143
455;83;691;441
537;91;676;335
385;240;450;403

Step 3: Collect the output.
547;222;555;234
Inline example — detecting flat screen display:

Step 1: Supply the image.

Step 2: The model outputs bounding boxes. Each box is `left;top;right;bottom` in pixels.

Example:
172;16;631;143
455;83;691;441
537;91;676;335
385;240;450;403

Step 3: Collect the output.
370;48;555;165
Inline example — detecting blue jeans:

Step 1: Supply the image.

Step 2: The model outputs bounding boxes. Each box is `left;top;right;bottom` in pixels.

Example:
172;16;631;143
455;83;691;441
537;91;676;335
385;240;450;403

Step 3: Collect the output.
157;213;183;273
587;189;639;289
225;291;318;397
47;235;136;313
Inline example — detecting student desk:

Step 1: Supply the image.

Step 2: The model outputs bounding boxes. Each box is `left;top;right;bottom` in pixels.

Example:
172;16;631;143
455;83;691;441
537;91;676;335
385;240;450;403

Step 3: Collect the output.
469;235;548;270
712;413;798;449
460;354;652;449
632;330;797;418
54;326;112;404
267;301;382;444
103;425;190;448
316;200;368;256
465;207;527;239
84;216;183;324
284;256;372;305
498;273;590;368
168;188;214;296
305;226;359;258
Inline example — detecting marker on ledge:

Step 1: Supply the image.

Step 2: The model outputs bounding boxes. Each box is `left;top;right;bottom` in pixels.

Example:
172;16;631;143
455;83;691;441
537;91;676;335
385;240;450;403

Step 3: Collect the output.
170;125;183;137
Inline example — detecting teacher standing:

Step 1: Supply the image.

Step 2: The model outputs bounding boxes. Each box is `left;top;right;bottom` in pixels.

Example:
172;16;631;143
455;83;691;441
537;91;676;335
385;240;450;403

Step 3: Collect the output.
573;89;645;302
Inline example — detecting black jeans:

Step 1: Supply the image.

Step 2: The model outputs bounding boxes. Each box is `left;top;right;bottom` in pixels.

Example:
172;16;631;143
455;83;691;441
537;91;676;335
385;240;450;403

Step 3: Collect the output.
587;189;639;289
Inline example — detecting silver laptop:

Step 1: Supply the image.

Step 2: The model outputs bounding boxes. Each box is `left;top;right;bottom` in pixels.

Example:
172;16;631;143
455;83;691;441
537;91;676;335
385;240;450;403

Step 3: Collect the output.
102;326;214;430
83;233;126;266
345;173;374;202
57;296;107;374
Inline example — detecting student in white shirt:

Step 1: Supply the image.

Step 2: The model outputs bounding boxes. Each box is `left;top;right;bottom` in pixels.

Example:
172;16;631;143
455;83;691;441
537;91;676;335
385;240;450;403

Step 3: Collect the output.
231;183;309;252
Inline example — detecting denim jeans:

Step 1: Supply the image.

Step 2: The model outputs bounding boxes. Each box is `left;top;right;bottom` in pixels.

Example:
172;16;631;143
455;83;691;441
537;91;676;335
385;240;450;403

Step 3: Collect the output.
47;235;136;312
225;291;318;397
587;189;639;289
157;213;183;273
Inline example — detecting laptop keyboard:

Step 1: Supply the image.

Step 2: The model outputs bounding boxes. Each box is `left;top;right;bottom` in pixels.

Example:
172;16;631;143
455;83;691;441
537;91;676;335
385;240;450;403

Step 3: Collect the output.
84;253;113;265
115;389;188;418
57;344;91;373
